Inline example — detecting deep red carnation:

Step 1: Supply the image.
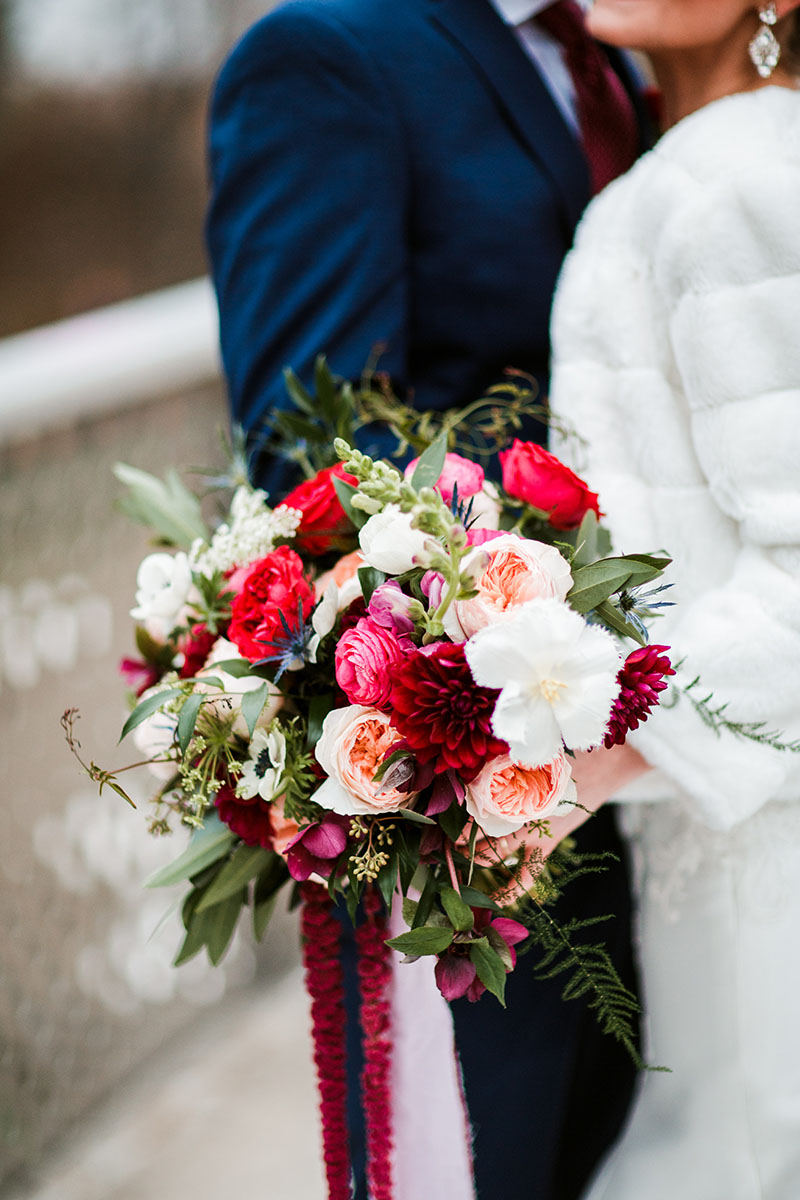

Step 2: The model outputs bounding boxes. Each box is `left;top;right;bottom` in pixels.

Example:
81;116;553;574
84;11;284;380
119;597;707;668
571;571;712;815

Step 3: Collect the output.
215;782;275;849
281;462;359;556
604;644;676;749
389;642;507;781
178;623;217;678
499;439;601;530
228;545;315;662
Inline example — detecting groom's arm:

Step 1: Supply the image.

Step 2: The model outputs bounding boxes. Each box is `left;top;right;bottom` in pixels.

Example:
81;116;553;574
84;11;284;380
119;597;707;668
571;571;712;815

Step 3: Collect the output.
206;3;409;487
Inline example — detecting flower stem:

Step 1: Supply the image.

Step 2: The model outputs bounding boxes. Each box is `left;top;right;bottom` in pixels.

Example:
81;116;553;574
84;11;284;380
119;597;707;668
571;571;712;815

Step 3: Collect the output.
445;840;460;892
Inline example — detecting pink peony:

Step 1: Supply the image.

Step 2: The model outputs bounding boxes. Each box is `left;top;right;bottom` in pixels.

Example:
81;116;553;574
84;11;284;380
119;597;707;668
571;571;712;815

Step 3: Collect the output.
335;616;415;709
465;750;576;837
444;533;572;641
404;451;485;502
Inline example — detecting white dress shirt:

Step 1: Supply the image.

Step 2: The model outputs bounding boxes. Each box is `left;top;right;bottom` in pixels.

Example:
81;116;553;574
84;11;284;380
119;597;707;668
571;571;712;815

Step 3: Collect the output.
489;0;585;134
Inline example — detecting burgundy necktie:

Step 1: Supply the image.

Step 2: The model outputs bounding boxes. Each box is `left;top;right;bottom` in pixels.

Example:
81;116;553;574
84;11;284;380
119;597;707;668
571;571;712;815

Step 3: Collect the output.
537;0;639;194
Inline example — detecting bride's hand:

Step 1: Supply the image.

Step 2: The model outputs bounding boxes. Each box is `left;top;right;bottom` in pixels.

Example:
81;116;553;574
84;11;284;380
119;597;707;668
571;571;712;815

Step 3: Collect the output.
540;742;650;855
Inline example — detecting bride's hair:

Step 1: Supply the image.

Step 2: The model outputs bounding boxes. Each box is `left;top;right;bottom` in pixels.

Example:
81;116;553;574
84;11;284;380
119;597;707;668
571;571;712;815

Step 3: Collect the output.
789;13;800;68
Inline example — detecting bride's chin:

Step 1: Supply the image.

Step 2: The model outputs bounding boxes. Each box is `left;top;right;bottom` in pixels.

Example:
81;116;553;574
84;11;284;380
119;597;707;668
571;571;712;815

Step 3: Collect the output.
585;0;654;50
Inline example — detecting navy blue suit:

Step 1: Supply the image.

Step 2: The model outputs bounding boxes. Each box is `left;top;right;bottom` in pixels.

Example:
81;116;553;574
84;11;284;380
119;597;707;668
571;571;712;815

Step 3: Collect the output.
207;1;648;1194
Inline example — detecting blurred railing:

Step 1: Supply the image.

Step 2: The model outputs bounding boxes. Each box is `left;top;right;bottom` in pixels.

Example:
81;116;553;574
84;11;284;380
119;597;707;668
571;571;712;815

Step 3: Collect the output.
0;281;298;1191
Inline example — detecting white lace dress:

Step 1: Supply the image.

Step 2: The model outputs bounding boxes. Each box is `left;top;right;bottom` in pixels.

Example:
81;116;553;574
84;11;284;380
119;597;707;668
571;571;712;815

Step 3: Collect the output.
549;87;800;1199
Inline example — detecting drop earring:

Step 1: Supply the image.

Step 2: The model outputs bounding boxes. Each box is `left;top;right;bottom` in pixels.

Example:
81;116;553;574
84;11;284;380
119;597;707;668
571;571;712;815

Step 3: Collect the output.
749;3;781;79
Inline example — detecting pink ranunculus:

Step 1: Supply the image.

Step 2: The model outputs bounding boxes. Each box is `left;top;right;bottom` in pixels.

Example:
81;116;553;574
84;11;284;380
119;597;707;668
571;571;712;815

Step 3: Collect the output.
443;533;573;641
405;452;485;502
335;617;415;709
314;705;412;816
367;581;417;635
465;750;577;837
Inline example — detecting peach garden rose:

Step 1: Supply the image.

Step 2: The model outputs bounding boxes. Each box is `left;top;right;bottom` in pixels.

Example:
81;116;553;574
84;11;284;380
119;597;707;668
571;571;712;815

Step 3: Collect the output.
465;749;577;837
443;532;573;641
313;704;413;816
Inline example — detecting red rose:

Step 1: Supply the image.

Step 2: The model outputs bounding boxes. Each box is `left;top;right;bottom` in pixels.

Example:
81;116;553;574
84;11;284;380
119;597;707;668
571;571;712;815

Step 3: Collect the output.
228;545;315;662
499;440;601;531
281;463;358;556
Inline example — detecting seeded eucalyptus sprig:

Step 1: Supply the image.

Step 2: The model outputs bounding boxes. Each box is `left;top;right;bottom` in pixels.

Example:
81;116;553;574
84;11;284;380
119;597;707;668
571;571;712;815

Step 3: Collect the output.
334;437;484;641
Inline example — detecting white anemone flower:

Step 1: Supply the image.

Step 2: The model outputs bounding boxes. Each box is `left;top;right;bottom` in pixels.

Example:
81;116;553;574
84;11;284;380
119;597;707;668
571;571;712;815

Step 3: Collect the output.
236;726;287;801
130;552;193;638
465;597;621;768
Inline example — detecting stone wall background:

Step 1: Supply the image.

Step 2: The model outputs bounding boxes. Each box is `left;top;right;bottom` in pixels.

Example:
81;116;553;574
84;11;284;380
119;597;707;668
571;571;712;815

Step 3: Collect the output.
0;385;306;1194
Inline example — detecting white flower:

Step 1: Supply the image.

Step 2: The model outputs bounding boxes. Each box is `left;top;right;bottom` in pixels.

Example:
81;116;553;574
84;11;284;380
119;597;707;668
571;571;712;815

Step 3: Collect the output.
130;552;193;638
470;480;502;531
358;505;436;575
465;598;621;768
196;638;283;736
189;487;302;578
236;726;287;801
132;689;179;780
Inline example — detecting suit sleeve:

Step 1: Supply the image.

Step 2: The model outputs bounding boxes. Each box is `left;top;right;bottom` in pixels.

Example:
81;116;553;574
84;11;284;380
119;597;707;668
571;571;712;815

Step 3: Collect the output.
628;162;800;829
206;5;409;485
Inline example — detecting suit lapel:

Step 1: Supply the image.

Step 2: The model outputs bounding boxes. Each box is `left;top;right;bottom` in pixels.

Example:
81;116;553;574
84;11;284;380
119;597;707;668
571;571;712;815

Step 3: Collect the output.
429;0;590;232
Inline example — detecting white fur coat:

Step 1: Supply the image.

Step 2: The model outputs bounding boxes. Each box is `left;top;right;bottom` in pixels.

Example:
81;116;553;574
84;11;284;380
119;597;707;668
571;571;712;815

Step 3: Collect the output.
549;86;800;832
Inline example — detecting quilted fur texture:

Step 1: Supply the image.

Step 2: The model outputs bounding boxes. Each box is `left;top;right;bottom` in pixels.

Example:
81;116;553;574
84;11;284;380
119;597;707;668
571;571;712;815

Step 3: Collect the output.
549;87;800;830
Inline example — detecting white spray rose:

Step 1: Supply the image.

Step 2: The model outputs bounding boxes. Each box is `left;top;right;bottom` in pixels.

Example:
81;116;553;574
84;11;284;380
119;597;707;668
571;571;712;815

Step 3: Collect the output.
130;552;194;639
358;505;436;575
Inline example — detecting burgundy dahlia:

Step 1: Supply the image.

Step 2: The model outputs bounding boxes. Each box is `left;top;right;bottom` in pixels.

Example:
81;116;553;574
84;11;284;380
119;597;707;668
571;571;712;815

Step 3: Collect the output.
215;782;274;849
389;642;507;781
604;644;676;749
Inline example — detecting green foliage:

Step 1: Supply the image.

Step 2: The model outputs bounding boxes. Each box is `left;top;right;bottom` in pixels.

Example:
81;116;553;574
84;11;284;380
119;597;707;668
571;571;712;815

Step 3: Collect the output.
568;553;671;615
387;926;455;957
440;886;474;932
241;681;273;738
113;462;209;548
357;567;387;605
196;844;274;912
119;686;183;743
145;814;235;889
410;430;448;490
469;937;507;1006
680;674;800;753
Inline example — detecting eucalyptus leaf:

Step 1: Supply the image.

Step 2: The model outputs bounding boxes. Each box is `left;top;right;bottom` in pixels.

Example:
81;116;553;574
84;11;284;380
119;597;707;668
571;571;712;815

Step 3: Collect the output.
568;554;671;615
592;599;647;646
410;430;448;491
205;892;245;966
113;462;208;548
177;693;205;755
144;814;235;889
395;808;436;826
332;476;368;529
440;886;474;932
196;845;274;912
387;926;455;957
469;938;507;1005
314;356;341;425
402;897;419;926
376;856;399;911
282;367;317;416
205;658;255;679
252;891;279;942
119;687;183;744
241;680;272;738
572;509;599;569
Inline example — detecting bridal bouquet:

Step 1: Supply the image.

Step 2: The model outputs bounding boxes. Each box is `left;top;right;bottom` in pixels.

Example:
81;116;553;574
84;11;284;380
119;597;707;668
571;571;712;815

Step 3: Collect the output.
66;367;675;1200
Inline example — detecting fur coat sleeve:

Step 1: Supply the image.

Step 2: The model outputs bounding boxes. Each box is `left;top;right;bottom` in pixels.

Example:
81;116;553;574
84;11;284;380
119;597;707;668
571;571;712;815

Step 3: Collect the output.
549;88;800;831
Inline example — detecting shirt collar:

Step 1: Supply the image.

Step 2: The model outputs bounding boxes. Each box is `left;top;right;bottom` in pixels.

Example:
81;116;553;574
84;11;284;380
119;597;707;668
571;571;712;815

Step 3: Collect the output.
490;0;590;24
490;0;554;24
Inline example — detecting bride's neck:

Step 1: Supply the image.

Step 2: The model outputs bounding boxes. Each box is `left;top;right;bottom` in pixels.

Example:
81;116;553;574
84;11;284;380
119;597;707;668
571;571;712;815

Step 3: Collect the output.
651;49;797;129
